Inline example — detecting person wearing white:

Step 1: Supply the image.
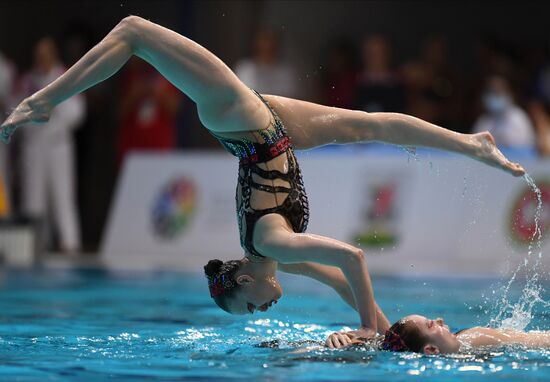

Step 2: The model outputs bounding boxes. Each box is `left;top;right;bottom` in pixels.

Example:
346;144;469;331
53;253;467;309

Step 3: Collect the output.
473;76;535;148
0;53;13;102
20;38;85;253
234;28;297;98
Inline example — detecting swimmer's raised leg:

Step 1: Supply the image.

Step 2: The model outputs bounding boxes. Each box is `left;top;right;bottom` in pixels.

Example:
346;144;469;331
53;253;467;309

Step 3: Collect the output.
1;16;265;143
264;95;525;177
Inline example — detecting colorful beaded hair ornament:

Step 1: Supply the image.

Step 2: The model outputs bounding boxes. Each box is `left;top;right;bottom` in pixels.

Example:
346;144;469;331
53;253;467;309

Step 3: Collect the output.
207;273;236;297
382;330;410;352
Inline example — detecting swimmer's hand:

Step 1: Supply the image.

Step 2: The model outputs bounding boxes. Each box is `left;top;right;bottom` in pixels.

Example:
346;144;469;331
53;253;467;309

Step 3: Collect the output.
325;327;376;349
325;332;355;349
0;97;51;144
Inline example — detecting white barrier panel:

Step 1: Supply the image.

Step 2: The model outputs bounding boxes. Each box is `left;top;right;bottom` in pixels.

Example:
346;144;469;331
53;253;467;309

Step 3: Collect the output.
101;149;550;277
0;225;36;267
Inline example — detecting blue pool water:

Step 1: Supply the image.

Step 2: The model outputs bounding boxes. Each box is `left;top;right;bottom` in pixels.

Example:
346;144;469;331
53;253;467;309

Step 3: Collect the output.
0;270;548;381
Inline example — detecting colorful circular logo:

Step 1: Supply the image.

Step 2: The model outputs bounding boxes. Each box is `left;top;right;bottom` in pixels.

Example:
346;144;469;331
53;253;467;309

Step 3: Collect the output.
151;176;197;240
508;179;550;245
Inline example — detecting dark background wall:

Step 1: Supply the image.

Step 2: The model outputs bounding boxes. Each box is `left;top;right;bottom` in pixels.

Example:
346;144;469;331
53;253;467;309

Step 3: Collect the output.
1;1;548;76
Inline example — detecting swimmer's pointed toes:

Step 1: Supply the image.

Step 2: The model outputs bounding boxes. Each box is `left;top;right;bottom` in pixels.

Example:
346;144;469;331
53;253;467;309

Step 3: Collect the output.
507;162;525;177
515;165;526;177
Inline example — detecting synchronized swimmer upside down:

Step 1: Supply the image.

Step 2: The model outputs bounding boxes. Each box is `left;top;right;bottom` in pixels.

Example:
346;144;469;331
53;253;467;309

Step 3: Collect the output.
1;16;538;351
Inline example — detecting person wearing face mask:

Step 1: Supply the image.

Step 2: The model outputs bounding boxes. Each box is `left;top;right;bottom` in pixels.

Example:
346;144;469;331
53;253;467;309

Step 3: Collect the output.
472;76;535;149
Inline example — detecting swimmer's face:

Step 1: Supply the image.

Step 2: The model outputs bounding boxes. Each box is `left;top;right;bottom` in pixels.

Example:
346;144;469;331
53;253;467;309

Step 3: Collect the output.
404;314;460;354
226;274;283;315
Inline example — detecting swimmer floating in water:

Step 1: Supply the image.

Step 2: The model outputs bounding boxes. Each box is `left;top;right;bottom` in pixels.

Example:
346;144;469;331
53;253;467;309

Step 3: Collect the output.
0;16;526;341
326;268;549;353
374;314;550;354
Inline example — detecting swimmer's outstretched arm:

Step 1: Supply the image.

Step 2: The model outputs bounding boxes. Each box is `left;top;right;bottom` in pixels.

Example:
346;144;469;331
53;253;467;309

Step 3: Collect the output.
254;213;378;345
264;95;525;177
461;327;550;348
278;262;390;332
1;16;262;142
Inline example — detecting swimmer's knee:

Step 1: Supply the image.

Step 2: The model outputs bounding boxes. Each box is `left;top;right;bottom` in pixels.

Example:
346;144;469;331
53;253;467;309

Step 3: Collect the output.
114;15;146;45
119;15;145;29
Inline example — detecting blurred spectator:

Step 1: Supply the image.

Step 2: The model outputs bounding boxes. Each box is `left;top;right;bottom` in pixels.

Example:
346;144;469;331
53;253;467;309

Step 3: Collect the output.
234;27;297;97
467;38;526;130
472;76;535;148
401;35;462;129
0;51;14;122
320;39;358;108
474;38;517;83
353;34;405;113
0;51;15;218
528;59;550;156
117;57;181;165
19;37;86;253
528;101;550;155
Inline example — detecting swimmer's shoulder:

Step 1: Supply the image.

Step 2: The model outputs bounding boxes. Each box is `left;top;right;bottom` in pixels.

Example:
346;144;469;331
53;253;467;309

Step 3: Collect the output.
456;326;481;335
457;327;510;348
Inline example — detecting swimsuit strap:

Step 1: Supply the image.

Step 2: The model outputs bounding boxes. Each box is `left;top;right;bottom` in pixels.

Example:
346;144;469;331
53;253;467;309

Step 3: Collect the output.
251;89;280;124
239;149;308;258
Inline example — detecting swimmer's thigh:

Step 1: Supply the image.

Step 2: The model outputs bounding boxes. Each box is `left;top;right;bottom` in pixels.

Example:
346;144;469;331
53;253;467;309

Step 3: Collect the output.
262;95;378;149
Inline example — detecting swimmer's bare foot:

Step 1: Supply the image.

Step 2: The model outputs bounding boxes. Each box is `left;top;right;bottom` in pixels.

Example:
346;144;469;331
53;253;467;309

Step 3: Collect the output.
469;132;525;177
0;96;52;143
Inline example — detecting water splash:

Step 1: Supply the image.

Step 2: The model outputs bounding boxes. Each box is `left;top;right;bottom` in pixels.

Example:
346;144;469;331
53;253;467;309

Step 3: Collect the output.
402;146;419;164
490;174;548;330
401;146;438;177
459;166;488;237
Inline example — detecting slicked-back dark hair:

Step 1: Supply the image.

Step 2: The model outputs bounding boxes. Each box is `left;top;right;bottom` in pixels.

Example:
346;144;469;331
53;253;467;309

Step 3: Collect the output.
385;319;429;353
204;259;243;312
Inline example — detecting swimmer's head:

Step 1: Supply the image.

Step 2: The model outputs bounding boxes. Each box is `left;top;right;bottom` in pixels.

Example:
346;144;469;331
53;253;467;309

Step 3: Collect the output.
382;314;460;354
204;258;282;315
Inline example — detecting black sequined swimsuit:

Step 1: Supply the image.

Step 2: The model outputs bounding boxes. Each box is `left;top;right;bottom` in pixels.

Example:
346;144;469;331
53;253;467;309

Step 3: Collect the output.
210;90;309;257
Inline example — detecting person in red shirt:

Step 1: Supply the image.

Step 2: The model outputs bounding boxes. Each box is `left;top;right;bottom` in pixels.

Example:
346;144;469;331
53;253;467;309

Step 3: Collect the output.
117;57;181;166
